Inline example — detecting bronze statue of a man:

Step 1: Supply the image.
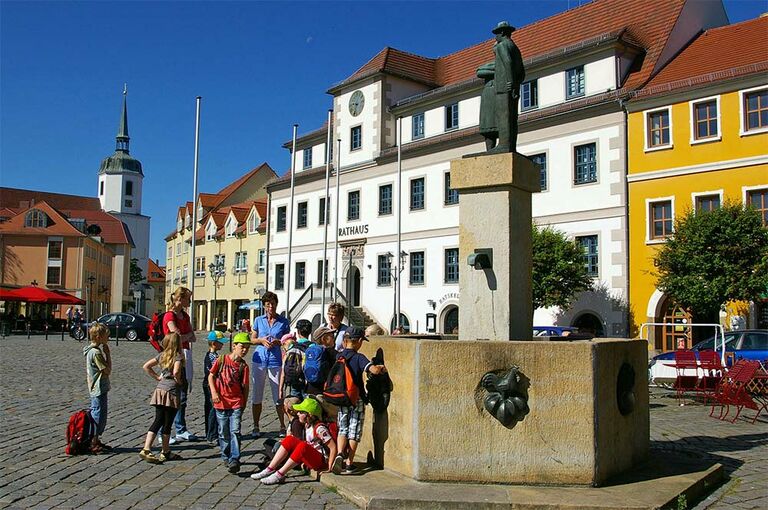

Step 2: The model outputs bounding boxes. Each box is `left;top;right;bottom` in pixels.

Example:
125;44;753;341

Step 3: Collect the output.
486;21;525;154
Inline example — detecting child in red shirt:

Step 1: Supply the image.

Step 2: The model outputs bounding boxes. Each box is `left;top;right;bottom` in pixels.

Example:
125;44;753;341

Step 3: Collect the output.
208;332;250;474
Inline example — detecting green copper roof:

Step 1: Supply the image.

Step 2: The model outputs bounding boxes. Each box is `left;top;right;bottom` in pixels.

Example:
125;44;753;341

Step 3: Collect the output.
98;86;143;175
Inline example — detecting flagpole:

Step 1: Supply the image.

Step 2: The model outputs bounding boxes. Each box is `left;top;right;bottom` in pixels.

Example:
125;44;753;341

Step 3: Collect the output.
321;110;332;315
189;96;201;330
333;138;341;303
396;116;402;331
286;124;298;321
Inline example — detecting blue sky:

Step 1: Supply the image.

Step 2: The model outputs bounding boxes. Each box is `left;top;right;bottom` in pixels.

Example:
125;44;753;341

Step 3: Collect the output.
1;0;765;264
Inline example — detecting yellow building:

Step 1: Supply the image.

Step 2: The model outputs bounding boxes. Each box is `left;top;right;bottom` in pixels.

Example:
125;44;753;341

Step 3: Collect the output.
627;17;768;352
164;163;276;330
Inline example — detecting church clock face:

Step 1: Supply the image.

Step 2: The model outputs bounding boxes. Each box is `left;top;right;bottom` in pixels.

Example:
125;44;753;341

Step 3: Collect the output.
348;90;365;116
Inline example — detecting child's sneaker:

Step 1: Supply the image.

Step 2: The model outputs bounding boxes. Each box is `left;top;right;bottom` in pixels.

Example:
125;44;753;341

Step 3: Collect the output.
139;449;162;464
261;471;285;485
250;467;275;480
344;463;359;474
331;455;344;474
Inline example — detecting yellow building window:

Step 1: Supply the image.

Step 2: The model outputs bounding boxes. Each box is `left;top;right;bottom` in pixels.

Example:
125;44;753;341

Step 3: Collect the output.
747;188;768;226
647;109;671;149
744;88;768;132
693;100;718;140
650;200;673;240
695;194;720;213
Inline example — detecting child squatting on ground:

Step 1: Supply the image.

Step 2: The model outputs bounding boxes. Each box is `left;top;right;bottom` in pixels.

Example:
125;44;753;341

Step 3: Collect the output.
84;322;112;452
331;326;387;474
139;332;185;464
251;398;337;485
203;330;225;444
209;332;251;474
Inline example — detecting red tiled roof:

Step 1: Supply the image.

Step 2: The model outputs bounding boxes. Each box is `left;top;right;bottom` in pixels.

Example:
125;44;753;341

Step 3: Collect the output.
0;187;102;211
337;0;689;92
0;201;84;237
638;16;768;95
60;209;132;245
198;193;219;207
147;259;166;283
214;163;274;205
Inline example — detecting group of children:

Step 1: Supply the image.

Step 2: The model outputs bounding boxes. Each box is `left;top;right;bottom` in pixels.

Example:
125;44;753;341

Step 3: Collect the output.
82;314;387;484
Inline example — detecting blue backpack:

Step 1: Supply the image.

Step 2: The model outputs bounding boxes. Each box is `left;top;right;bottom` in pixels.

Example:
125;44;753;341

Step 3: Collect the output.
303;343;325;385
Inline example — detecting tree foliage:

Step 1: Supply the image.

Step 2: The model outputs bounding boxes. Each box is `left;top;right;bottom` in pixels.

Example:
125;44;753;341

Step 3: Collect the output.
130;258;144;285
654;201;768;318
532;224;593;309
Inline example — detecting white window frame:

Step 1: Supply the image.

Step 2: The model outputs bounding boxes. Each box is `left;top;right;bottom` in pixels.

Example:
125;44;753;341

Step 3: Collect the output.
565;65;585;99
177;216;183;233
195;256;206;277
521;79;538;110
743;185;768;226
297;201;308;229
643;105;673;152
412;112;425;140
739;85;768;136
645;196;675;244
225;216;236;238
257;249;266;273
175;242;181;256
248;211;259;234
409;176;426;211
689;95;721;144
574;233;600;278
445;102;459;131
350;125;362;151
47;236;63;261
206;220;217;242
378;183;393;216
303;147;313;169
234;251;248;274
691;189;723;213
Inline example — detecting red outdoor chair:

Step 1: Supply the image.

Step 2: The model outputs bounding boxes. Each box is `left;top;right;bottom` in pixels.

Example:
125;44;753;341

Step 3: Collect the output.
709;360;763;423
698;350;724;403
673;350;700;405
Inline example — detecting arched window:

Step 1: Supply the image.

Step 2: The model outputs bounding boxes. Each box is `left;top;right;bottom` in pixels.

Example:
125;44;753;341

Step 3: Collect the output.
442;305;459;335
24;209;47;228
390;313;410;334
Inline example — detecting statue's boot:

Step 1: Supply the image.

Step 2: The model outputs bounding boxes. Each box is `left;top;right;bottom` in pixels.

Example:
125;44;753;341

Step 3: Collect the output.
485;144;512;154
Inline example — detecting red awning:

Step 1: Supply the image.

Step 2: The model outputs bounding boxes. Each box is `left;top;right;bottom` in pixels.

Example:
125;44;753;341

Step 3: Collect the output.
5;286;85;305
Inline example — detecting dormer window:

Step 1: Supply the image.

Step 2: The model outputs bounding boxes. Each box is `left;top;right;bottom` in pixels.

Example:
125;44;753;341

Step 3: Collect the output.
197;204;204;219
177;217;183;232
248;212;259;234
226;217;236;238
303;148;312;169
566;66;585;99
206;221;217;242
185;214;191;229
25;209;47;228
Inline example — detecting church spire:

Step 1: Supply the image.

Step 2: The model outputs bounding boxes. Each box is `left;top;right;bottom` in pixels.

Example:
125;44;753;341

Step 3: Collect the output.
116;84;129;153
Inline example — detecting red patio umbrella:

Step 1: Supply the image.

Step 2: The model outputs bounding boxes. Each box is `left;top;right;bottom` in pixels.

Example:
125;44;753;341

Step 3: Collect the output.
6;286;85;305
0;288;23;301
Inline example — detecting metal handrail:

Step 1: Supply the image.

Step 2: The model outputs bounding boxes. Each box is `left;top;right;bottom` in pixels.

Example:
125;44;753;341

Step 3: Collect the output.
640;322;726;365
287;285;314;320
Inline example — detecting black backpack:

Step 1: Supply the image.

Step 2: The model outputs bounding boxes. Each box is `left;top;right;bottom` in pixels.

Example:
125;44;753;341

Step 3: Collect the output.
283;344;307;390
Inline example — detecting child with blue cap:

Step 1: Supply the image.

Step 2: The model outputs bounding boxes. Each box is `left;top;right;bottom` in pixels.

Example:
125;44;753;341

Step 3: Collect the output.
203;331;225;444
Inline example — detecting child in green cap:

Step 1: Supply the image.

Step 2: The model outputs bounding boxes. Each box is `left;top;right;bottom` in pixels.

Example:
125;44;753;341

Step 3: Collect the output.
250;397;338;485
209;332;251;474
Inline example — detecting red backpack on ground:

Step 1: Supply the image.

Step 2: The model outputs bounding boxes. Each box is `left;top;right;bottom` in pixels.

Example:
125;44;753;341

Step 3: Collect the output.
322;356;360;407
65;409;95;455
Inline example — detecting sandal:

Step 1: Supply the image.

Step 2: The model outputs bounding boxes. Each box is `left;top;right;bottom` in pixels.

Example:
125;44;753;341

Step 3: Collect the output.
159;451;183;461
139;449;162;464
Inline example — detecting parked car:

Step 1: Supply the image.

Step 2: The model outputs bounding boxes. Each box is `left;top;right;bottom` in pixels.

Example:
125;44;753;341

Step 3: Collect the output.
70;312;152;342
533;326;579;337
648;329;768;387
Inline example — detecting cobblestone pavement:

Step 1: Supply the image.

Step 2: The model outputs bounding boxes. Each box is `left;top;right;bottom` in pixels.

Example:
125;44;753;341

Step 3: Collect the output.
0;336;356;510
649;387;767;510
1;335;765;509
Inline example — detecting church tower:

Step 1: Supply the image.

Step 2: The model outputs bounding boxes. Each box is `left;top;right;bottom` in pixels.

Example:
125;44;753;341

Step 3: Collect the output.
97;86;152;313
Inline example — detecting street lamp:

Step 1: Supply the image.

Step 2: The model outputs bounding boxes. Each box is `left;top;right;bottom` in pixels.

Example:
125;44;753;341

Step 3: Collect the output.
208;260;225;331
86;275;96;322
385;251;407;333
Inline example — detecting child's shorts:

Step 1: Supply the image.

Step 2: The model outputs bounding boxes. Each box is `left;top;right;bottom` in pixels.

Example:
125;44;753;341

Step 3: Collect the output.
336;399;365;442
